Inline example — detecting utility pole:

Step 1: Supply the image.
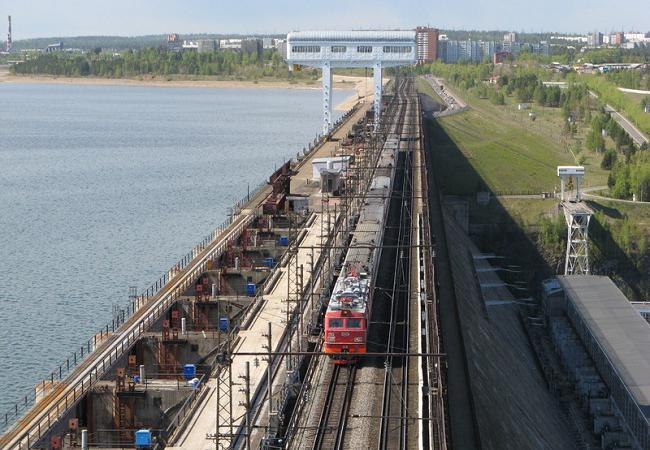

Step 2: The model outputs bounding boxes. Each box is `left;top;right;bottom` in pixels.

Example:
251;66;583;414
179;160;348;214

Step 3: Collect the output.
264;322;274;434
6;16;12;53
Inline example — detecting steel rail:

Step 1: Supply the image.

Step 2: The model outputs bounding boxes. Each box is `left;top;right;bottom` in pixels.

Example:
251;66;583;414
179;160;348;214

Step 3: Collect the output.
378;77;415;450
312;365;356;450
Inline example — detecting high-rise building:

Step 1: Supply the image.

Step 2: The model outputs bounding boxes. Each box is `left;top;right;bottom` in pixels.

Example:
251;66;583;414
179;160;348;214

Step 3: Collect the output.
441;40;459;63
481;40;498;59
197;39;217;53
501;40;521;56
587;32;603;46
624;32;646;42
262;38;274;49
610;32;625;45
458;40;482;61
415;26;439;64
504;32;518;43
241;38;263;54
167;33;181;51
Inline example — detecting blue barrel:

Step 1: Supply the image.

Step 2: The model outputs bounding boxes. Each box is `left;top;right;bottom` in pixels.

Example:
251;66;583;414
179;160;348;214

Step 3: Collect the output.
183;364;196;380
246;283;256;296
264;257;274;267
279;236;289;246
135;429;152;448
219;316;230;332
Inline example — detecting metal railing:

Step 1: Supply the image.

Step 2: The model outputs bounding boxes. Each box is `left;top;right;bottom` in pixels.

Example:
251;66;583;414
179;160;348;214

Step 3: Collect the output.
0;103;360;445
1;209;256;449
0;179;276;438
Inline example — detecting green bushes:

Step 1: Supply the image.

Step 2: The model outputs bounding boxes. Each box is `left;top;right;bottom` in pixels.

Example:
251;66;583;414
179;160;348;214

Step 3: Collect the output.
605;69;649;90
10;47;308;81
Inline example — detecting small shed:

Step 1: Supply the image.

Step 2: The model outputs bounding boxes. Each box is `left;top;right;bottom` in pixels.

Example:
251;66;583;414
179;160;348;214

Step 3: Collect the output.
312;156;351;179
320;168;343;195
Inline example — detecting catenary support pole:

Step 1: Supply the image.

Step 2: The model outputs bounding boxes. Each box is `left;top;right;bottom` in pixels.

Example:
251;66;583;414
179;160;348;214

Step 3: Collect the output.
322;62;332;134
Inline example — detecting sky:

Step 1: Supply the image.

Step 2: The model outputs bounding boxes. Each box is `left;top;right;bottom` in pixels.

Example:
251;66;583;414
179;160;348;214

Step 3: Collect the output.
1;0;649;40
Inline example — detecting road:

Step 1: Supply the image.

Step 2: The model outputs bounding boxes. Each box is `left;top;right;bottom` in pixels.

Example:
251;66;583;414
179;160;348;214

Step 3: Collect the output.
540;83;648;146
422;76;469;118
603;104;649;147
587;90;648;147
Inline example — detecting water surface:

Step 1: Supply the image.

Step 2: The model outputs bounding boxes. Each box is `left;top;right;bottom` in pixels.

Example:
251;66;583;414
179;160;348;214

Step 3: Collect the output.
0;82;350;415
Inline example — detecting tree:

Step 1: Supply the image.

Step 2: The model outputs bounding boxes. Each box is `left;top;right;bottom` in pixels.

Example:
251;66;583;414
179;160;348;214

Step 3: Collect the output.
610;164;632;199
586;128;606;152
633;165;650;201
534;85;546;105
601;149;617;169
611;174;631;199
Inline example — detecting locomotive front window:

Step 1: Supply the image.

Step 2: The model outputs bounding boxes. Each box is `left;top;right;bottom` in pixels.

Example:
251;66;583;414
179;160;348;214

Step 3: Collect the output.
347;319;362;328
329;318;344;328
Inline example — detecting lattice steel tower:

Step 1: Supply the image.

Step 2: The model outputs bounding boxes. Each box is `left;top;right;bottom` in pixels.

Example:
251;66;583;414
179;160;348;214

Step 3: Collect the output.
557;166;593;275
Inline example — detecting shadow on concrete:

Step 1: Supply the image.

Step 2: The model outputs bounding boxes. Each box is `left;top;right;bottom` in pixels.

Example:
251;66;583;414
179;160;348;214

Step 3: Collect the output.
422;113;578;449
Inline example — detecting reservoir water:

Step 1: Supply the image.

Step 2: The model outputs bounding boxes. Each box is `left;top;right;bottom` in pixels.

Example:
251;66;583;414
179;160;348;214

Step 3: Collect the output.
0;82;351;416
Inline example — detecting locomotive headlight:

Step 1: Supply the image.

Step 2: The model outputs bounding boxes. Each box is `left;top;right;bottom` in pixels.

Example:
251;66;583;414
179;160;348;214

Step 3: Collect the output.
353;336;363;343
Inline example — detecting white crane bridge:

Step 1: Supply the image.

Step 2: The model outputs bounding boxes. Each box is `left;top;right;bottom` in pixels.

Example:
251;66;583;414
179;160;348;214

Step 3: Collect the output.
286;30;416;133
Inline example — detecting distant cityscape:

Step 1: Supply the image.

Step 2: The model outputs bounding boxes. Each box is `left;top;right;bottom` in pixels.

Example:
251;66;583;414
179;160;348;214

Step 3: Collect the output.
2;15;650;67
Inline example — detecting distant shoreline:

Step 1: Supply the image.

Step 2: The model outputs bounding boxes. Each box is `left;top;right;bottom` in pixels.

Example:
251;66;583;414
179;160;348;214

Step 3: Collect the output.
0;72;375;110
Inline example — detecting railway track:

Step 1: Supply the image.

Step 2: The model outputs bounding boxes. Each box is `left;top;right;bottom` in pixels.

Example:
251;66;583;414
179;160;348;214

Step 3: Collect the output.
378;77;416;450
312;364;357;450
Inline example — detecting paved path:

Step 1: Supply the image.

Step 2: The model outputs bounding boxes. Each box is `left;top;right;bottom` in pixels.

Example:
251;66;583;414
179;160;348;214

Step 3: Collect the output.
556;185;650;205
618;87;650;95
583;192;650;205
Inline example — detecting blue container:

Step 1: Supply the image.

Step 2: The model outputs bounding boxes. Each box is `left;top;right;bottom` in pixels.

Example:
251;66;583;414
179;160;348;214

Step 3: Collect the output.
183;364;196;380
246;283;256;296
279;236;289;246
264;257;274;267
219;316;230;332
135;429;152;448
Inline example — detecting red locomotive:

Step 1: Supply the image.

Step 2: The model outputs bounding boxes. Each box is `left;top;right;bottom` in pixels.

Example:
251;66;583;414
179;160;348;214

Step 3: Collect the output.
323;265;369;364
322;128;397;364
